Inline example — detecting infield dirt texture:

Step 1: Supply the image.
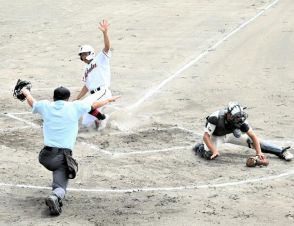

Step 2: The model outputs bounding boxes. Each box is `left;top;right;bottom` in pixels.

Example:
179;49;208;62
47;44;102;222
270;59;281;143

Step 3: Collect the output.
0;0;294;225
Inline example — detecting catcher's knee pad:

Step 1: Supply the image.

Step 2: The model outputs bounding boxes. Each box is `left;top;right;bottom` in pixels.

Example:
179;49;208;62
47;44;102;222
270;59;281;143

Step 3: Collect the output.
89;108;106;120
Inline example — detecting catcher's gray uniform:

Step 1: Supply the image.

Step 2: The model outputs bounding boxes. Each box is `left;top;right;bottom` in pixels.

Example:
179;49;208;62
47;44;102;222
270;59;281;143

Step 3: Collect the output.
194;104;293;161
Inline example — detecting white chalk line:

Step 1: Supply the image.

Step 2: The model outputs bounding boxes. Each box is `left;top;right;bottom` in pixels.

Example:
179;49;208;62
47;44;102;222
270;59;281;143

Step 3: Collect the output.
3;113;40;129
0;126;31;133
83;142;190;157
80;125;196;156
1;111;32;115
1;112;196;156
127;0;280;110
1;169;293;193
1;113;194;156
115;146;189;156
79;141;113;155
107;125;185;135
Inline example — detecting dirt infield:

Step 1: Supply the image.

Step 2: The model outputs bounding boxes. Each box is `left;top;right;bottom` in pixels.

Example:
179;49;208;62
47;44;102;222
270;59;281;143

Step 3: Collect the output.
1;0;294;225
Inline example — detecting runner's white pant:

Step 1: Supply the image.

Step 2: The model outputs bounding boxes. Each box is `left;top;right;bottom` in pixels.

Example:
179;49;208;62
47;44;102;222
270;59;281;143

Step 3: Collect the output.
82;88;112;127
204;133;250;151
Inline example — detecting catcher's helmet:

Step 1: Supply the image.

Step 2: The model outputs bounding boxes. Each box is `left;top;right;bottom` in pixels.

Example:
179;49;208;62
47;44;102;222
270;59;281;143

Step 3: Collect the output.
78;45;95;61
227;102;248;128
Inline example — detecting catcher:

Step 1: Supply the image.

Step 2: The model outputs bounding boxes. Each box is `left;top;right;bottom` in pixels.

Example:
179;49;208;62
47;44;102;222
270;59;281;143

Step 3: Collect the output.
193;102;293;165
14;79;120;216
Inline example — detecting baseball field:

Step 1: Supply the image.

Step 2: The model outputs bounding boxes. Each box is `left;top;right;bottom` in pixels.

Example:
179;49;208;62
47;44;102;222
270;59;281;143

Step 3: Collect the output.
0;0;294;225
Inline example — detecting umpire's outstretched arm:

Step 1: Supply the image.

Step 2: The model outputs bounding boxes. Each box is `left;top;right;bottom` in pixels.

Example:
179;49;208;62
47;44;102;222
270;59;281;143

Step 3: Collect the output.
21;87;120;110
21;88;35;108
91;96;120;109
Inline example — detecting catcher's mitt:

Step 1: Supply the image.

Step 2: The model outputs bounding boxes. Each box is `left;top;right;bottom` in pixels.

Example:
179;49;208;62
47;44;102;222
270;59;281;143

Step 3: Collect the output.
246;156;269;167
13;79;32;101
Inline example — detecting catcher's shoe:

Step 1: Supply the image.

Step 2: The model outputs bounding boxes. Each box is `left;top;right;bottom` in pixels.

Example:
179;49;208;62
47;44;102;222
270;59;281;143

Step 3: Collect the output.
193;143;204;155
193;143;213;160
280;147;293;161
45;195;62;216
98;114;109;131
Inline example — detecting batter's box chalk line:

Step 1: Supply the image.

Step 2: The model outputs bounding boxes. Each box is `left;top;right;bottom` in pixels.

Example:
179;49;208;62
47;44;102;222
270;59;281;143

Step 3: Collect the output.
79;125;198;156
1;111;196;156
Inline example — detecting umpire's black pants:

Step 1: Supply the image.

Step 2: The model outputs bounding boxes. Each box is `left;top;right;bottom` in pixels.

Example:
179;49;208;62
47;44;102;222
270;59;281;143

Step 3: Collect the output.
39;146;71;200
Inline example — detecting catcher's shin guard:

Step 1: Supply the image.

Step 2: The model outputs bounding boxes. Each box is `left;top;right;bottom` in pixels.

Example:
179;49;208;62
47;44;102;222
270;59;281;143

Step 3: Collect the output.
193;143;213;160
89;108;106;120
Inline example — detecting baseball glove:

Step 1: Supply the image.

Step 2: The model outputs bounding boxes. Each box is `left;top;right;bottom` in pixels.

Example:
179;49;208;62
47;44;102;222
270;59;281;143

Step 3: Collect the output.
246;156;269;167
13;79;32;101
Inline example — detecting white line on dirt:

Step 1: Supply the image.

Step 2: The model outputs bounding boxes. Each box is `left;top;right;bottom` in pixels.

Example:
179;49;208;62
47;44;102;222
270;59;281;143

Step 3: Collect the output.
79;141;113;155
80;140;190;156
0;170;293;193
3;113;40;128
114;146;190;156
2;111;32;115
127;0;280;110
107;125;181;136
1;114;196;156
0;126;31;133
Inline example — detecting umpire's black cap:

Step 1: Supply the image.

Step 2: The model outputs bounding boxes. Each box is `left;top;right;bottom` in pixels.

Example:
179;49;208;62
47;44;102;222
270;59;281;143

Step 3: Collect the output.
53;86;70;101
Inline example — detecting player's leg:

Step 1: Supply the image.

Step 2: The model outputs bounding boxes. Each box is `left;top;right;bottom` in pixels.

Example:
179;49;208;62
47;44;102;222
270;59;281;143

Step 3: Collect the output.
39;148;66;215
225;133;249;147
45;165;67;216
82;113;97;127
84;88;112;129
226;134;293;160
52;166;68;201
96;88;112;130
194;135;224;159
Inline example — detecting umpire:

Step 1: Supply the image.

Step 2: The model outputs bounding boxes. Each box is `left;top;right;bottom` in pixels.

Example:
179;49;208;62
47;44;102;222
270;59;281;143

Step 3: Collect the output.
21;86;119;216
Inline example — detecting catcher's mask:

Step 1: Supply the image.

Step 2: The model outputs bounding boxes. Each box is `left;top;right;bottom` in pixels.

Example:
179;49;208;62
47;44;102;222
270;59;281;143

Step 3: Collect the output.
227;102;248;128
78;45;95;61
53;86;70;101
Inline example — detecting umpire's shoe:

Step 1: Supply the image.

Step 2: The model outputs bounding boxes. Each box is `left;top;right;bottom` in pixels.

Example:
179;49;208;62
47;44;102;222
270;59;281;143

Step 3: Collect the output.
45;194;62;216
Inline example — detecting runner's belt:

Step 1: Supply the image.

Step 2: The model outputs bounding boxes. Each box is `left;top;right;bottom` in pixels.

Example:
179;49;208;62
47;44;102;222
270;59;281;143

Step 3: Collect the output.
90;87;101;94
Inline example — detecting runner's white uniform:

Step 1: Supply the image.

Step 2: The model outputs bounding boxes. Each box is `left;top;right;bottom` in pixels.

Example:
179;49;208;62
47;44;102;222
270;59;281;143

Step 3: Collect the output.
82;50;112;127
